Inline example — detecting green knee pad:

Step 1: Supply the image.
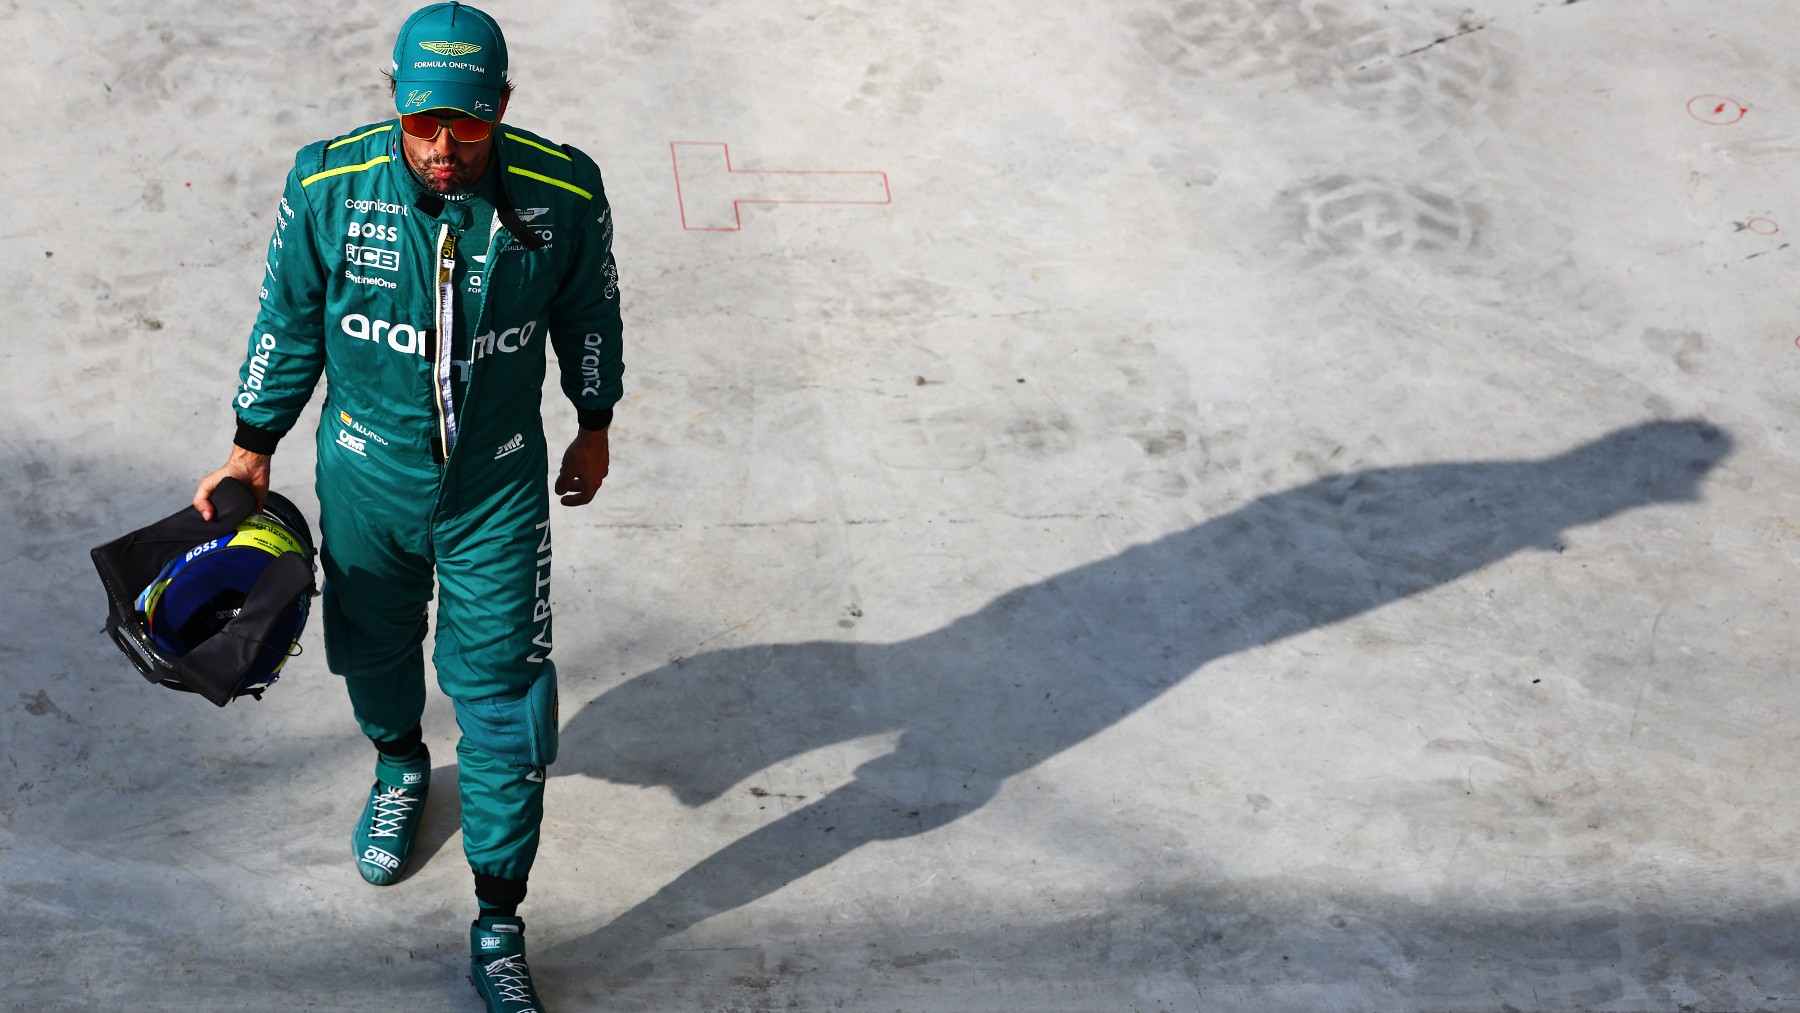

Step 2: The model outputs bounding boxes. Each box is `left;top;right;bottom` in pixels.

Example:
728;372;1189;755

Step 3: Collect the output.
453;668;559;768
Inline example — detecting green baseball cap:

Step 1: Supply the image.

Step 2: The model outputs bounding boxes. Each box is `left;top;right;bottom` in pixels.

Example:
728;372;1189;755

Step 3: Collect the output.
391;2;509;121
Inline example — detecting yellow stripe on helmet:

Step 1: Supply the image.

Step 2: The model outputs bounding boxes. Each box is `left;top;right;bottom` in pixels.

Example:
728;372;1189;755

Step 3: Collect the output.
229;516;307;557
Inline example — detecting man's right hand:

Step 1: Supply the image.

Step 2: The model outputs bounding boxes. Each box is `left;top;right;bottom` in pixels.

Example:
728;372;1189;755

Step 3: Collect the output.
194;447;272;521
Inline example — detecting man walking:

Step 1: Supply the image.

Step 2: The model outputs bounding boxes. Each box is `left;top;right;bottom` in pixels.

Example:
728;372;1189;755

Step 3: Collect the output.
193;4;623;1008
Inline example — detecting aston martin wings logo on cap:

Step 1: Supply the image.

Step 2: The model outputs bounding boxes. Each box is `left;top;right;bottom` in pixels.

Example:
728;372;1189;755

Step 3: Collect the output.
419;41;483;57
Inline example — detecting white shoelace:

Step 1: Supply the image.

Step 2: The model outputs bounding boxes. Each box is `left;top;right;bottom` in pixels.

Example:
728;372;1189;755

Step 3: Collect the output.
482;955;537;1006
368;786;421;839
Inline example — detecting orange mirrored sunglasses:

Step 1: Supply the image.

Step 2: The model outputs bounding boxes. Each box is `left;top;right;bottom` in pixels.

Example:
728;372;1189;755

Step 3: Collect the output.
399;113;495;143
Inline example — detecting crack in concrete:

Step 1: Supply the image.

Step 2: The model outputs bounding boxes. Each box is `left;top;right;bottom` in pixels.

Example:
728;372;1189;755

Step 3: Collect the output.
1357;0;1603;73
1395;22;1490;61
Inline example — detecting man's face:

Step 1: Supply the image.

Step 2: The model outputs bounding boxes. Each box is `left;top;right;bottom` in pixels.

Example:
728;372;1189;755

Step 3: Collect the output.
399;103;504;195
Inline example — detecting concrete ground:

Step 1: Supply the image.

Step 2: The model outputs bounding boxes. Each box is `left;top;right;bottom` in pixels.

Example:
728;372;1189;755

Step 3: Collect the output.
4;0;1800;1009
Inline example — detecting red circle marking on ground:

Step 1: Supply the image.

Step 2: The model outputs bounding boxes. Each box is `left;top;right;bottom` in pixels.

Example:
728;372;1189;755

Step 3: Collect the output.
1688;95;1749;125
1748;217;1780;236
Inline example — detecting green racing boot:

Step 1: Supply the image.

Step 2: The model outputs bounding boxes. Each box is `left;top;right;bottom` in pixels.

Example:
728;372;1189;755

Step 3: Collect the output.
470;915;546;1012
351;745;430;885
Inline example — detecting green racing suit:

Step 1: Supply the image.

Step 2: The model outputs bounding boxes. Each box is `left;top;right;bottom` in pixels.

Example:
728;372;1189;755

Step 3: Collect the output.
230;120;623;887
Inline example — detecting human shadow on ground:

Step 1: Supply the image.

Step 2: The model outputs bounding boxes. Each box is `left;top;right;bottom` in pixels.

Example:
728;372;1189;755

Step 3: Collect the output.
555;420;1732;960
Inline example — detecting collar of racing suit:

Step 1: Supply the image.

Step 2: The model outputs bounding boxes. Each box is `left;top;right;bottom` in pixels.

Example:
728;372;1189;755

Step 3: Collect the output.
387;126;548;251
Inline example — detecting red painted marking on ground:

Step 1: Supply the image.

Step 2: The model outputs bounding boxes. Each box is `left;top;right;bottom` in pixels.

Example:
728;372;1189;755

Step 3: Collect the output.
671;141;891;232
1748;217;1780;236
1687;94;1749;125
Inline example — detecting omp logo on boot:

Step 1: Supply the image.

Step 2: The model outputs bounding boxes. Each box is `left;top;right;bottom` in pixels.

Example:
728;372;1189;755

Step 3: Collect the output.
361;847;400;871
479;936;503;949
402;772;424;785
495;433;525;460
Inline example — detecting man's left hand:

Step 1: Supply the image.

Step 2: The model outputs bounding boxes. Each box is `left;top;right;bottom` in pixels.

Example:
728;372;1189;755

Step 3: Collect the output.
556;428;610;506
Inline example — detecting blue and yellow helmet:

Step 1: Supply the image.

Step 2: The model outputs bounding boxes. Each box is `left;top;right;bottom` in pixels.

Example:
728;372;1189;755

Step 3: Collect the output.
135;510;311;694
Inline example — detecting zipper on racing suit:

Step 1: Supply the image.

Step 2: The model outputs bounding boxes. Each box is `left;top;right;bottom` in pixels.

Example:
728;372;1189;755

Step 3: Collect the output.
430;223;459;464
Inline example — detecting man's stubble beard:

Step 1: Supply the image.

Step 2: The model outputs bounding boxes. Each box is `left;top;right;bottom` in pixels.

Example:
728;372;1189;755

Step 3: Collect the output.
406;150;486;195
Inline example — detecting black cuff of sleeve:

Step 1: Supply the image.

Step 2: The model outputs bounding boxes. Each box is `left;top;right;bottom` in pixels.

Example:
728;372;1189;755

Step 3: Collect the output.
233;418;285;455
577;407;614;432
